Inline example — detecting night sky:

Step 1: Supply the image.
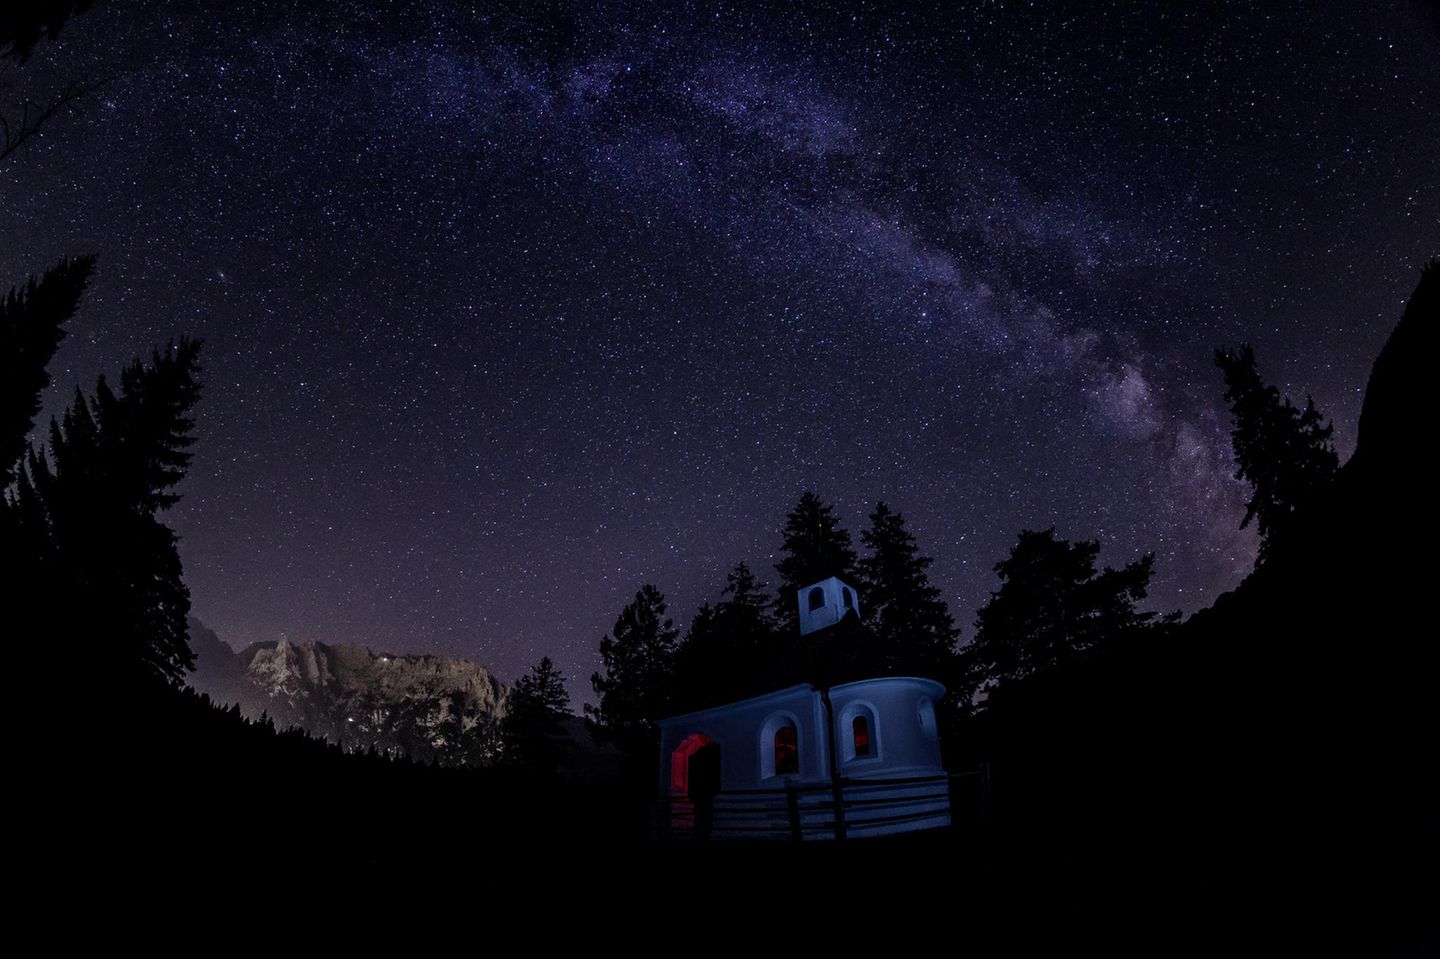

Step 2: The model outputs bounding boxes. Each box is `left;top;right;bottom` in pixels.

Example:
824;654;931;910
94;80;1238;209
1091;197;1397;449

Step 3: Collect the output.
4;1;1436;699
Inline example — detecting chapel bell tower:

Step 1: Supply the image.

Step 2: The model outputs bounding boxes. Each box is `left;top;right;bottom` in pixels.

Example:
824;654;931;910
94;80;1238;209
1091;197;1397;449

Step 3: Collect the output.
797;576;860;636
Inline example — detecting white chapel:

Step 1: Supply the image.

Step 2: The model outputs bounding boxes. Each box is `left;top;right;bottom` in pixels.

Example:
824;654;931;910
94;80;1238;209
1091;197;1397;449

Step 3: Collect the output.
656;576;951;840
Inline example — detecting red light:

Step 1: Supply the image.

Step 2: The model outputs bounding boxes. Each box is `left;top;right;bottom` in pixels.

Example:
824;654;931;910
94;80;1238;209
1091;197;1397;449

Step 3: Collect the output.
774;725;798;775
671;733;715;793
853;716;870;756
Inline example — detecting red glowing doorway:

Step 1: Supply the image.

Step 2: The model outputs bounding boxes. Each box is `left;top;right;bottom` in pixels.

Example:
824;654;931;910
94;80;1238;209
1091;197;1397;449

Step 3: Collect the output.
671;733;720;796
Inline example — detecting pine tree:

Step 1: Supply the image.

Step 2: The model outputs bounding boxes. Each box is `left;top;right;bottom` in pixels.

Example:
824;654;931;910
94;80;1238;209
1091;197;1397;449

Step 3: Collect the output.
858;501;959;676
15;339;203;688
772;491;858;636
712;561;778;661
0;256;95;487
958;528;1164;709
672;562;779;711
1215;344;1340;566
515;655;572;715
501;656;573;775
718;562;774;626
0;2;95;63
587;585;679;757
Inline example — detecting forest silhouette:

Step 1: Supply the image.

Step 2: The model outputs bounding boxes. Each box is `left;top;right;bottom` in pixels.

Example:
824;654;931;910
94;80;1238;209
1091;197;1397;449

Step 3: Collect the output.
3;6;1434;931
11;262;1431;898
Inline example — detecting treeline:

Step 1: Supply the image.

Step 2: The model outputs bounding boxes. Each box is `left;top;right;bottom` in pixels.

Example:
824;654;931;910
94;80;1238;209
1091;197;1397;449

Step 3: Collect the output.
581;496;1174;768
580;317;1355;782
2;1;204;702
0;9;593;866
938;263;1436;927
5;8;1432;907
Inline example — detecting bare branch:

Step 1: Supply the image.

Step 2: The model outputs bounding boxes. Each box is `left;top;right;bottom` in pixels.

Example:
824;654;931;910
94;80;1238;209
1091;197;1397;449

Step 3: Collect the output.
0;76;102;164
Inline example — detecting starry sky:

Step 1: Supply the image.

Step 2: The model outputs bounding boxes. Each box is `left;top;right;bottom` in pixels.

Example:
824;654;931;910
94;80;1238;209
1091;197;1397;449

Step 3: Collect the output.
4;0;1437;699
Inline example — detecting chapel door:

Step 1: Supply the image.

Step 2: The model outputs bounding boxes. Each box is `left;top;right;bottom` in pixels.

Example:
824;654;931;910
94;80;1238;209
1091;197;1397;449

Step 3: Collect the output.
689;742;722;837
689;742;721;798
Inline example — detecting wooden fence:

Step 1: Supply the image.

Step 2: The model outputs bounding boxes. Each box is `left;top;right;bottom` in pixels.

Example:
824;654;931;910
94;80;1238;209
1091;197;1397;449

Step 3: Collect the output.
653;769;988;841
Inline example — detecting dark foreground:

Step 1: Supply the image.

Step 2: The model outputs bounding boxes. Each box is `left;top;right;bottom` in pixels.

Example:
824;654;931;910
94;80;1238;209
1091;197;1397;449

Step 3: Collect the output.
18;266;1438;949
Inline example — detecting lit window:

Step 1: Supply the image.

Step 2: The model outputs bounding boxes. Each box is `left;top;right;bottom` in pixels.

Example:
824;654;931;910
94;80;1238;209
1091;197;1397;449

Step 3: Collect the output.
774;724;798;776
852;715;870;756
808;587;825;611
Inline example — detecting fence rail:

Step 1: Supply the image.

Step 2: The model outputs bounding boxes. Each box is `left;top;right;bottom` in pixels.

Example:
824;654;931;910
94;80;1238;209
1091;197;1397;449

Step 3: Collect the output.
654;770;986;841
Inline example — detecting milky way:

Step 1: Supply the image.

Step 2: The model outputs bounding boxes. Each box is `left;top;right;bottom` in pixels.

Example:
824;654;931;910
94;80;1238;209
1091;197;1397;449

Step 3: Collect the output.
3;1;1436;698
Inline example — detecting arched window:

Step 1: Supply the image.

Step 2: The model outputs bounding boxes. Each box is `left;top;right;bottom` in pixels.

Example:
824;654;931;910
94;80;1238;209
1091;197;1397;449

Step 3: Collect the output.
808;587;825;611
841;586;854;610
852;715;871;757
773;724;798;776
840;702;880;763
761;712;802;780
918;697;938;739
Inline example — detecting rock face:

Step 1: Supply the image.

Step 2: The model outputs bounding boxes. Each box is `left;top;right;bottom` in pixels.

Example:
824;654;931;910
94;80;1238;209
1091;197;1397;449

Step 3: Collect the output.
1353;258;1435;480
185;617;509;761
963;260;1437;912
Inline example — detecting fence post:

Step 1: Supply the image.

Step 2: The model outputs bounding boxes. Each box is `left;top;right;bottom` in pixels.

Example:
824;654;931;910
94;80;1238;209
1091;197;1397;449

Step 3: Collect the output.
818;688;848;842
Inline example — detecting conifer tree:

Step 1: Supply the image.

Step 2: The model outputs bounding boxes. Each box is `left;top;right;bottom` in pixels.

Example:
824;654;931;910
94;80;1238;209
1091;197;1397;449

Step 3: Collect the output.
672;562;779;710
717;561;773;626
501;656;573;775
773;491;858;636
1215;344;1339;566
587;585;679;757
958;528;1164;709
711;561;778;658
0;2;95;63
15;339;203;687
858;501;959;676
0;256;95;487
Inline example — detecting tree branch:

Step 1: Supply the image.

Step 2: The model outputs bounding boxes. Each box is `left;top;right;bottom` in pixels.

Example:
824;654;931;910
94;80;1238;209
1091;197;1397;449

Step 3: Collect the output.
0;77;101;163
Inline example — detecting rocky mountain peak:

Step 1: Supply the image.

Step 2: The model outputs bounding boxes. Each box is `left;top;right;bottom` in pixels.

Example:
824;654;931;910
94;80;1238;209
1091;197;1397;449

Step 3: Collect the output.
187;618;511;762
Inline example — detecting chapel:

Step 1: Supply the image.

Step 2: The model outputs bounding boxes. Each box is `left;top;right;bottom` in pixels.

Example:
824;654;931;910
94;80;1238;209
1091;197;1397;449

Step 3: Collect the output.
656;576;951;839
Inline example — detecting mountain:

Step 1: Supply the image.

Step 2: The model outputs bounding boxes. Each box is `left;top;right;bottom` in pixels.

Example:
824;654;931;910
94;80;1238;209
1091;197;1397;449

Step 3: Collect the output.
185;618;509;764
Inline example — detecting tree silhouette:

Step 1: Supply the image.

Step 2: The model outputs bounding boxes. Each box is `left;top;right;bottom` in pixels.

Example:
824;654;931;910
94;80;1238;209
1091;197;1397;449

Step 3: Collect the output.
1;3;102;163
0;257;95;488
772;491;858;636
0;14;100;485
958;528;1165;709
858;501;959;676
717;561;773;627
0;2;95;63
587;584;679;759
1215;344;1339;566
501;656;572;775
672;562;780;711
1;2;106;665
13;339;203;688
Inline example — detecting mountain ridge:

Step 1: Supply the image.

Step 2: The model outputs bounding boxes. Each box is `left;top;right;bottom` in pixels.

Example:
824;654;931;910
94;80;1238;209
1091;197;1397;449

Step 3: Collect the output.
186;617;510;763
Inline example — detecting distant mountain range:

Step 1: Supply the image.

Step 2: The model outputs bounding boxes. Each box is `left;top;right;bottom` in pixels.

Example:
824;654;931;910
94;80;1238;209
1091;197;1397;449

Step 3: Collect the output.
185;618;510;761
